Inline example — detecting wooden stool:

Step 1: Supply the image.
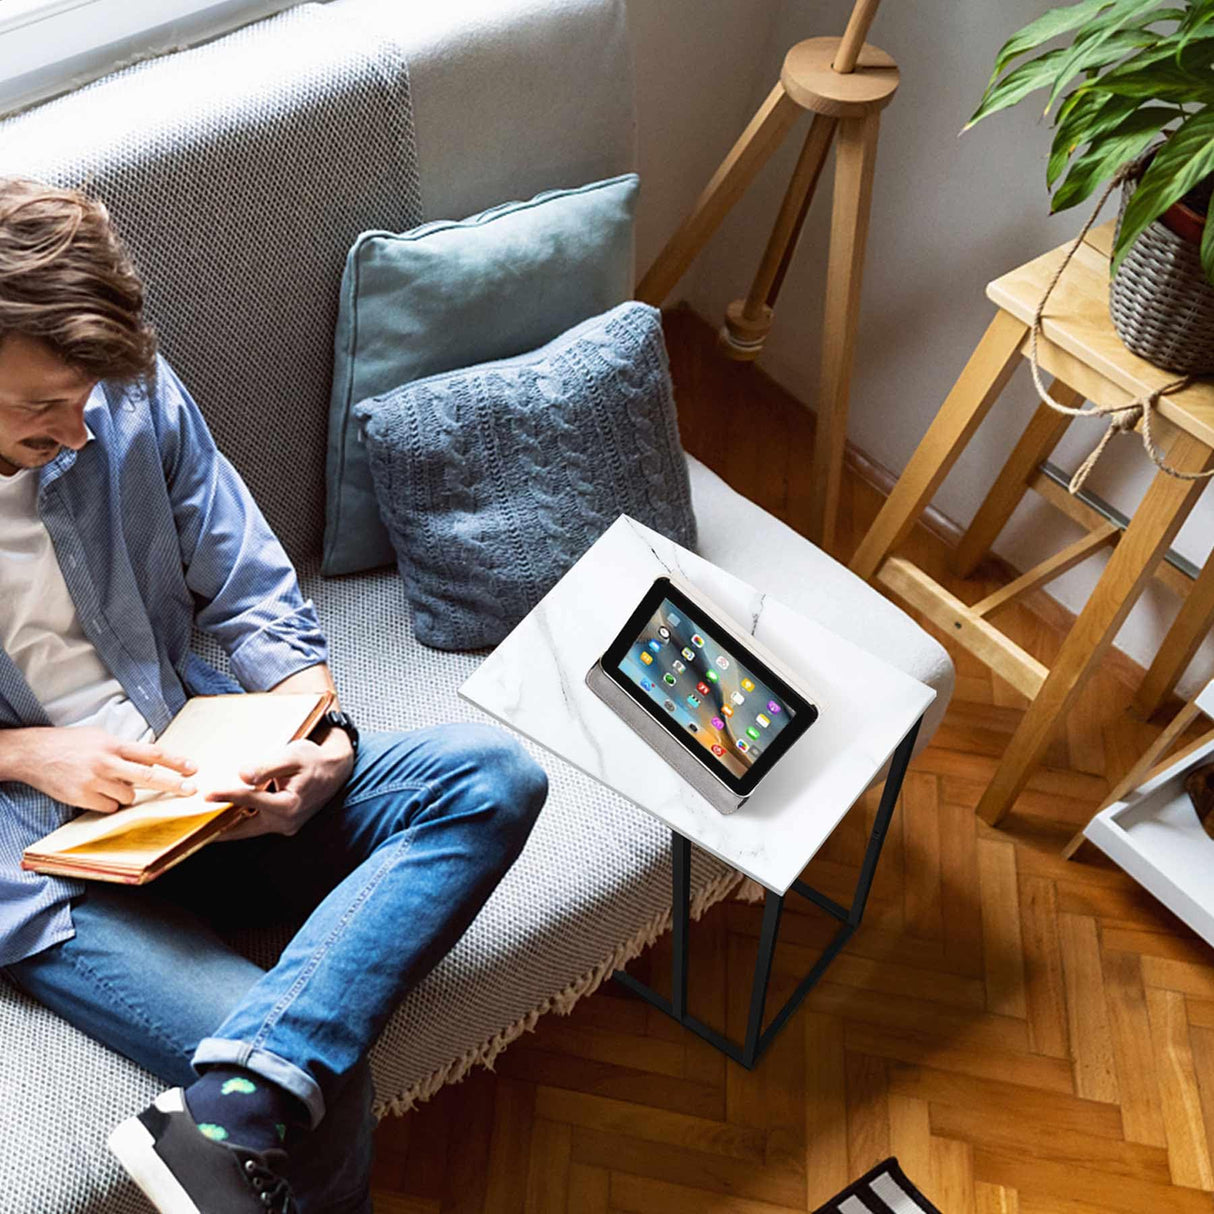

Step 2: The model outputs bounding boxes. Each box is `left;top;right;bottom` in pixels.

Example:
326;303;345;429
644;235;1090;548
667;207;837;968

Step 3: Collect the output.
636;0;899;552
849;222;1214;828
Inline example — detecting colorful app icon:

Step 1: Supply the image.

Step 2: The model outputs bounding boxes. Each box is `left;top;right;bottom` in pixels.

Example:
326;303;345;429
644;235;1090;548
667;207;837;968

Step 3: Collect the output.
658;627;670;639
691;634;705;647
640;677;655;692
736;739;750;753
696;681;710;695
731;692;745;706
672;660;685;673
705;669;719;683
663;699;676;712
741;677;755;692
668;612;681;627
747;726;760;740
756;713;770;728
711;743;725;756
681;647;694;661
663;672;677;686
715;655;729;670
647;639;662;654
639;651;653;665
721;704;734;718
711;716;725;730
686;693;700;707
687;722;698;733
768;700;782;713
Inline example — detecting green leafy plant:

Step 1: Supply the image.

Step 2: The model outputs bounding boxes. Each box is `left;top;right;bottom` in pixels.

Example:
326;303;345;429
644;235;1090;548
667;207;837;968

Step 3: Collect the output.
968;0;1214;282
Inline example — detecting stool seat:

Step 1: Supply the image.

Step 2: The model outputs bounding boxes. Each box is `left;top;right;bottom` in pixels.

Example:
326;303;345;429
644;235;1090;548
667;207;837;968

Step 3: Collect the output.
780;37;899;118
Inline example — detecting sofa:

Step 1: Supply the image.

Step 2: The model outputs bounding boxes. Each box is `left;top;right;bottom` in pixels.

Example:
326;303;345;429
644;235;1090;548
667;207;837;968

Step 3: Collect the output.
0;1;954;1210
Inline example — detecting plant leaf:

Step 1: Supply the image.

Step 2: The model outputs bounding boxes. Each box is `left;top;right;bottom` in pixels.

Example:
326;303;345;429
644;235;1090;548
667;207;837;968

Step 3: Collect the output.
1202;193;1214;282
1044;0;1168;113
1113;108;1214;275
1048;94;1139;187
1051;107;1175;210
988;0;1115;79
1042;27;1164;116
967;47;1071;129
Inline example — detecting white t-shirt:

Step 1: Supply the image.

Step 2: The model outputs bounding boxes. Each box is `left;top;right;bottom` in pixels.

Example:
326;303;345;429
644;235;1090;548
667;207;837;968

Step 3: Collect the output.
0;465;151;740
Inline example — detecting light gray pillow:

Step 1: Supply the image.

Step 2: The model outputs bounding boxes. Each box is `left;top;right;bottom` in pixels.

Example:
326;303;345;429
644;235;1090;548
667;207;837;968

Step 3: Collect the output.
353;301;697;650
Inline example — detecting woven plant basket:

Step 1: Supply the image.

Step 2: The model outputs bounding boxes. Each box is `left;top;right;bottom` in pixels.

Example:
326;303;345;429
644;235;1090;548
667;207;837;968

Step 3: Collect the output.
1110;159;1214;375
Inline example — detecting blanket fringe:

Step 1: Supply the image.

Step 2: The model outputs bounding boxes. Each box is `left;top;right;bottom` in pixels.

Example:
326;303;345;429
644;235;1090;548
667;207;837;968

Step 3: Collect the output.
373;864;746;1118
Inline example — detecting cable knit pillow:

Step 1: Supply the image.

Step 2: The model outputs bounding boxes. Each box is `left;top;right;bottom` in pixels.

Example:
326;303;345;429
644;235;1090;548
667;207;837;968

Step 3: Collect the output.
352;301;697;650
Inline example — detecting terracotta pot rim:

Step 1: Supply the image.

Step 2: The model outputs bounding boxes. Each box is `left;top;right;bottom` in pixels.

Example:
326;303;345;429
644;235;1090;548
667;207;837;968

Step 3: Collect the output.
1162;196;1206;244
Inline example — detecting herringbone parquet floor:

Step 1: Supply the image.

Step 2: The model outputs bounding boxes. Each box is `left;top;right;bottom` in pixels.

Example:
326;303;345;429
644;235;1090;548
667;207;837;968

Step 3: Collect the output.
369;307;1214;1213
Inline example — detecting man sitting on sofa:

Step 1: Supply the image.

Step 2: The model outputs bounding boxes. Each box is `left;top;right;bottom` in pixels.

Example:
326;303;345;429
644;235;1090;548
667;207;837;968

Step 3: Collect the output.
0;178;549;1214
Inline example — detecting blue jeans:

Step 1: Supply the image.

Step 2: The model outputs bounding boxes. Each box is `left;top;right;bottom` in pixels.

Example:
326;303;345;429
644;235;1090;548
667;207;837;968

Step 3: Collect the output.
3;723;548;1213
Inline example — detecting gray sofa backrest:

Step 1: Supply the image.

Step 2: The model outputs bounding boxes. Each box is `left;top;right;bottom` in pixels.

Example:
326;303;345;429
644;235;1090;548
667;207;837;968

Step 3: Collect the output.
0;3;422;561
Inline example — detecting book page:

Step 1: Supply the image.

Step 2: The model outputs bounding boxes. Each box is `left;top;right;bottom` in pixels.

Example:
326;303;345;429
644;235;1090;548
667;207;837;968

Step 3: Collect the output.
27;692;328;863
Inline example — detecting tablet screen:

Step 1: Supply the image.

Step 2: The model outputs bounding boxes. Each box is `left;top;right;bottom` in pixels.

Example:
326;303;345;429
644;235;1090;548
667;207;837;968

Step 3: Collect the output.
600;577;817;796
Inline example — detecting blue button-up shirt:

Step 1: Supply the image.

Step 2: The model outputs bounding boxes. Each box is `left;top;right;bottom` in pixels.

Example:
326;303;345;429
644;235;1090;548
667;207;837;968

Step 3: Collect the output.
0;354;327;967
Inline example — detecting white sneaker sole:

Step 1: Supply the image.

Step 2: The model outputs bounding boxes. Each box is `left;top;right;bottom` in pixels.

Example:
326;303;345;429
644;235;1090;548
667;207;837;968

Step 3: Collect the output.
107;1089;204;1214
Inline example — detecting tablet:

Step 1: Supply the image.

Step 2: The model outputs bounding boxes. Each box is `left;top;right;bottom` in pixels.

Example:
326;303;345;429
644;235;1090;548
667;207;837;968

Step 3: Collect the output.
589;575;819;809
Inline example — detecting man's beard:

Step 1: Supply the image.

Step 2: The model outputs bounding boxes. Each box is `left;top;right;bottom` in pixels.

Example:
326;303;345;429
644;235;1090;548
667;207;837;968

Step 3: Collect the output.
0;439;60;472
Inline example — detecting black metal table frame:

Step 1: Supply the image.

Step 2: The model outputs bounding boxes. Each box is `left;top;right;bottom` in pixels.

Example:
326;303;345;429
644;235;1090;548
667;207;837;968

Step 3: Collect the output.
613;716;922;1069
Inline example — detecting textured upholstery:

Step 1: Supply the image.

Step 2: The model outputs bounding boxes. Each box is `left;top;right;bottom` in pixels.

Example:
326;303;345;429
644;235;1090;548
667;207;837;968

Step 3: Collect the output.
357;302;696;649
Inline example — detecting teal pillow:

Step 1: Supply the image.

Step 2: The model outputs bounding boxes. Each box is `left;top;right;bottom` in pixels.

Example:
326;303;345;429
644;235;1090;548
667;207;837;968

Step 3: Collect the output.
322;173;640;575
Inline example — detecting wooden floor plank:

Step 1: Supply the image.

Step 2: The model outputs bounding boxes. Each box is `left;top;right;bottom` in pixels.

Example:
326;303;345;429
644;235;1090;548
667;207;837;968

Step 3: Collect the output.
977;838;1028;1018
1100;950;1168;1148
1018;874;1070;1059
1058;914;1120;1103
1144;985;1214;1190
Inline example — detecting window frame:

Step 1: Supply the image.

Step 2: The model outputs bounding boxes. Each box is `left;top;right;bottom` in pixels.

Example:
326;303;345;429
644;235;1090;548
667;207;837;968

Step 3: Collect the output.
0;0;302;117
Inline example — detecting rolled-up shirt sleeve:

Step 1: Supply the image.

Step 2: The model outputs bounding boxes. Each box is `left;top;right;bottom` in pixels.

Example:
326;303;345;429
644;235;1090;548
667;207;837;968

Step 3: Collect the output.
150;356;328;690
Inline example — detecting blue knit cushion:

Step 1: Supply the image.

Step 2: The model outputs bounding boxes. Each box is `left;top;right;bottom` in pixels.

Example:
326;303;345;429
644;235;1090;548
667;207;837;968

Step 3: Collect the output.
323;173;639;576
353;301;697;650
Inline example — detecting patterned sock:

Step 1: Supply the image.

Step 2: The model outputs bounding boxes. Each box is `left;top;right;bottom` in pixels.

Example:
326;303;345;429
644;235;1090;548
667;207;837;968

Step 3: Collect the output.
183;1066;308;1153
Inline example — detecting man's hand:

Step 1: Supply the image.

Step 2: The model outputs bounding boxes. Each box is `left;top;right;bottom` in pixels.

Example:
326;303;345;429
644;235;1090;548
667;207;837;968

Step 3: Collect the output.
0;727;197;813
207;729;354;842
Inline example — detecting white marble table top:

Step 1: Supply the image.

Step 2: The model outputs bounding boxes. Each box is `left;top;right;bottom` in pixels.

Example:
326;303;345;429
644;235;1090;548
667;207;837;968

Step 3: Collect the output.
459;516;935;894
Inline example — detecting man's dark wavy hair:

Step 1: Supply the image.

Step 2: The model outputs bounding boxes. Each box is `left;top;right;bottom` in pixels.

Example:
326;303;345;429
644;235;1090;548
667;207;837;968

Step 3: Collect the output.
0;177;156;381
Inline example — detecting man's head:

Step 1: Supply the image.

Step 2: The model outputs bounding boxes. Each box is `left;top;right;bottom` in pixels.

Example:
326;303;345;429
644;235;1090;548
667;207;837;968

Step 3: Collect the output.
0;178;156;475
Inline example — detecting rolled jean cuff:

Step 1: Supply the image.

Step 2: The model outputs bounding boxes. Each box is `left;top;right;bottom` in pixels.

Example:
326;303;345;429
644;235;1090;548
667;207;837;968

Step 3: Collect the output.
191;1036;326;1129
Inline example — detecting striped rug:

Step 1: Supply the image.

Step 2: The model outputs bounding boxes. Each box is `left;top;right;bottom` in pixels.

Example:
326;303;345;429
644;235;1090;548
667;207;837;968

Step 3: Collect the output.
812;1158;942;1214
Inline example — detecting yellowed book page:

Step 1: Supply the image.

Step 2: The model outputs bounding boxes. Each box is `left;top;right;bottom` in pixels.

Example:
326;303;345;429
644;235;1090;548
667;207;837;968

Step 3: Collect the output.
29;692;326;860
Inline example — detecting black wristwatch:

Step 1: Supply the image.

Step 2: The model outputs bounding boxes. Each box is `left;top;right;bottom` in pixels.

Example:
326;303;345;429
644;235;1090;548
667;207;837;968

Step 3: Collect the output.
316;708;360;755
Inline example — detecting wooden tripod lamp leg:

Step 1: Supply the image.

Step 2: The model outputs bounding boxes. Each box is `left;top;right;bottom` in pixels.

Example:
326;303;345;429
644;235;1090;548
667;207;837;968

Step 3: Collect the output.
807;108;881;552
635;83;802;307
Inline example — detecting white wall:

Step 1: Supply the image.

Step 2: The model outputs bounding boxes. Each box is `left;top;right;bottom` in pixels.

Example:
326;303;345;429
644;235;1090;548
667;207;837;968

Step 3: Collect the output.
630;0;1214;695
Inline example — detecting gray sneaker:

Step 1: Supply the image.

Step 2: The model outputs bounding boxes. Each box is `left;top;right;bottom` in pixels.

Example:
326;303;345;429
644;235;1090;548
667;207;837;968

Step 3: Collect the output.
108;1088;296;1213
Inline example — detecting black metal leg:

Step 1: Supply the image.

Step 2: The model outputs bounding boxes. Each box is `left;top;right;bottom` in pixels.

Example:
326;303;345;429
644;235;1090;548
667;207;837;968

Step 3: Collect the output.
742;890;783;1066
670;831;690;1020
612;714;924;1070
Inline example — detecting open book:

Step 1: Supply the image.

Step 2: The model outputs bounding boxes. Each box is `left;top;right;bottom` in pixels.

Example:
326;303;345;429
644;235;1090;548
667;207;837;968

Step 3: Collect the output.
21;691;333;885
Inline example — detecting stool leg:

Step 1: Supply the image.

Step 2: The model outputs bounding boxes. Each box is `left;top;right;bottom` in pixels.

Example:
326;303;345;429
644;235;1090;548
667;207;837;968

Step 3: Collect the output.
977;431;1214;826
1062;697;1204;859
952;383;1082;579
636;83;803;307
1135;557;1214;718
808;109;882;553
849;311;1027;582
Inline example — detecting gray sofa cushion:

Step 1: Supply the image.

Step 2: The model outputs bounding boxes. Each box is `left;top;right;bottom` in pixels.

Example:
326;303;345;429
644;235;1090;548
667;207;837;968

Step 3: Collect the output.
356;301;697;649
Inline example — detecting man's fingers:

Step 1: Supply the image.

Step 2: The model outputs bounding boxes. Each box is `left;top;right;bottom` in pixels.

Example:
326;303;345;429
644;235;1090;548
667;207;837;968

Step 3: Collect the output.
92;779;136;809
239;743;310;787
205;787;295;815
106;758;197;796
116;741;197;776
78;791;122;814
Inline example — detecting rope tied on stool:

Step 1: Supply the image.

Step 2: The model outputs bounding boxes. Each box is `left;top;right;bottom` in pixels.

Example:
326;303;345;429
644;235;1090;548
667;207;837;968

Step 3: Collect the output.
1028;165;1204;496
